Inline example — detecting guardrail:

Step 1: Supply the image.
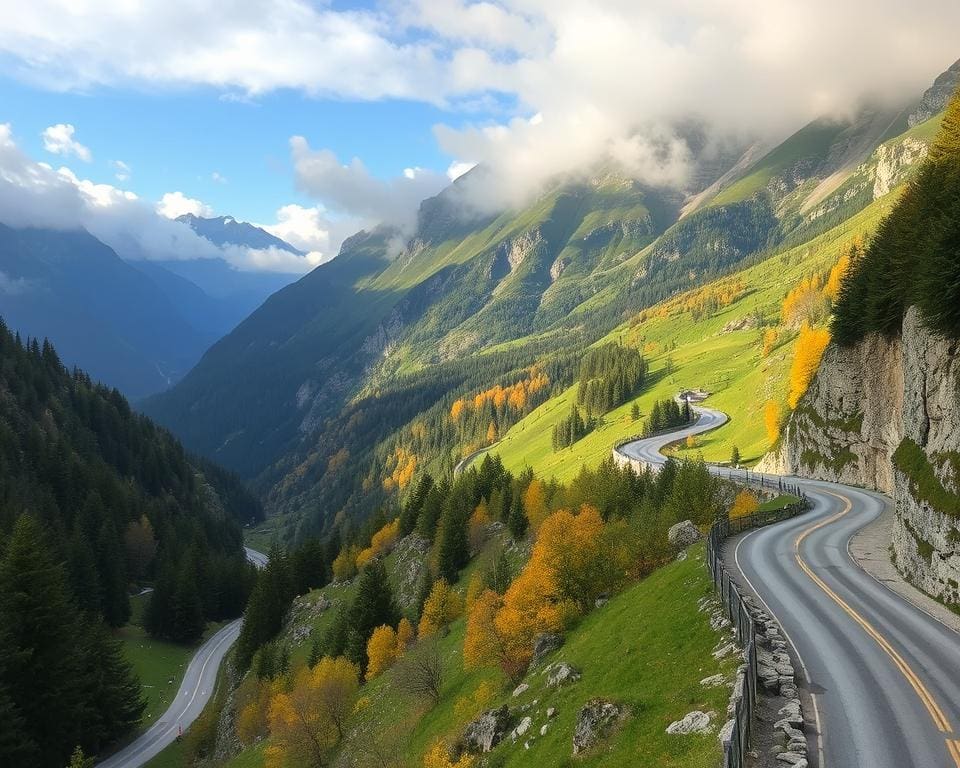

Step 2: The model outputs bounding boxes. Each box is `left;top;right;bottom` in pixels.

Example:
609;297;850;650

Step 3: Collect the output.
706;501;807;768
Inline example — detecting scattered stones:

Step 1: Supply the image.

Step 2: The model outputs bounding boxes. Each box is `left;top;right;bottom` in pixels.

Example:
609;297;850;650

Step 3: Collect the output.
572;699;624;755
511;716;533;742
462;706;512;753
700;673;727;688
545;662;581;688
540;724;550;736
512;683;529;698
712;642;736;660
546;707;557;719
677;550;689;561
594;594;610;608
666;711;714;735
668;520;702;548
531;632;563;664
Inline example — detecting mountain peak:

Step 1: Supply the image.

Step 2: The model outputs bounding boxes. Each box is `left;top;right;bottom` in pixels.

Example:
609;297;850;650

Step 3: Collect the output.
176;213;303;255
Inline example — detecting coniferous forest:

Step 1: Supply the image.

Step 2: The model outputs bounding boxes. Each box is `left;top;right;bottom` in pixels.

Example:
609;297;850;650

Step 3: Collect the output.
832;94;960;344
0;322;258;766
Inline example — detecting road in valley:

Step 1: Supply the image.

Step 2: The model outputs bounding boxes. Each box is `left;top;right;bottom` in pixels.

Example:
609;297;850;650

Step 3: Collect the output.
617;407;960;768
97;547;268;768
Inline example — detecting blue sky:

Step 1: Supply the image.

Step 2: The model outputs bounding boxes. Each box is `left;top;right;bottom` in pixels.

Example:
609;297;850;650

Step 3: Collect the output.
0;76;457;224
0;1;956;269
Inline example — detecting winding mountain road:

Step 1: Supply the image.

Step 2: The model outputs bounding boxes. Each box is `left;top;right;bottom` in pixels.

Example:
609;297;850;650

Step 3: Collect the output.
617;406;960;768
97;547;268;768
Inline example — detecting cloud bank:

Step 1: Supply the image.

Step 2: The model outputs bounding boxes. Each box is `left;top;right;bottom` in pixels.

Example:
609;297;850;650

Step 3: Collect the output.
0;125;324;273
2;1;960;231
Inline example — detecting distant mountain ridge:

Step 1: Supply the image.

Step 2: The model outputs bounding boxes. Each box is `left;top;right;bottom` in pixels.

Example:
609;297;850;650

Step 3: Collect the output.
176;212;305;255
0;213;305;399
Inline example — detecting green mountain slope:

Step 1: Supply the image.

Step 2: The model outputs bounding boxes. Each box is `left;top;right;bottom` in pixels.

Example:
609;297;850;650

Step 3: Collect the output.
144;69;950;546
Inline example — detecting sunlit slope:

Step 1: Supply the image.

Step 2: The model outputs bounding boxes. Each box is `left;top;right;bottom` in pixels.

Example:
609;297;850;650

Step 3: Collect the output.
493;193;898;480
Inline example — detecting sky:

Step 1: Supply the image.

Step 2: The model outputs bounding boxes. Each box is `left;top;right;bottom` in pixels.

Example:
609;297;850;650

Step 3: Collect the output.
0;0;958;272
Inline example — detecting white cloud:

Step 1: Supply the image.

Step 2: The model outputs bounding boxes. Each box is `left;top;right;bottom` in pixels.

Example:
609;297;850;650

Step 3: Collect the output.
111;159;131;181
0;125;320;273
156;191;214;219
41;123;92;162
260;204;358;267
290;138;448;233
4;2;960;220
211;171;227;184
446;160;476;181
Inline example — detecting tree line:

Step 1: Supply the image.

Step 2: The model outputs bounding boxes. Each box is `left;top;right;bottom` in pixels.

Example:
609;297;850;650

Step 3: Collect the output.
0;323;260;766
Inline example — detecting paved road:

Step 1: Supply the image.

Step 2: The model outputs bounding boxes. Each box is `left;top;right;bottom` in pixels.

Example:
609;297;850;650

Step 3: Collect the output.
98;547;268;768
617;408;960;768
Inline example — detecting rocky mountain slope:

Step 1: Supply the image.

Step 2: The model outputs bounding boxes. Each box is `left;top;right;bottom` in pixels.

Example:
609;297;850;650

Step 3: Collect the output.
758;87;960;604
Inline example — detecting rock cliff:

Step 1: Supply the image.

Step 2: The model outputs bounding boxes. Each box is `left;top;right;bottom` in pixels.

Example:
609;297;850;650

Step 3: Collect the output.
758;306;960;603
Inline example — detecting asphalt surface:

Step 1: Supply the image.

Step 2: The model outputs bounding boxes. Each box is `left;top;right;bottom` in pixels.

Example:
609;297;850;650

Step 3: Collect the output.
97;547;268;768
617;407;960;768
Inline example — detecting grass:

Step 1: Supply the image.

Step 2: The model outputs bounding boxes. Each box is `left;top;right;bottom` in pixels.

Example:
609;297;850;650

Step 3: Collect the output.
118;605;229;730
221;542;734;768
756;494;801;512
491;193;896;482
118;625;198;727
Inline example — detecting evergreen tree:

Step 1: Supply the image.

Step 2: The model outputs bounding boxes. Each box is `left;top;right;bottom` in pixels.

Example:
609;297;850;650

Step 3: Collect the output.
343;560;399;671
507;491;528;540
96;519;130;627
400;474;433;536
730;445;741;467
435;493;470;584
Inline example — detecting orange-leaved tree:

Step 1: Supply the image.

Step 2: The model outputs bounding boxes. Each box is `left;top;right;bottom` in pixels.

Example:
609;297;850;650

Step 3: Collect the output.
418;579;464;638
522;479;550;532
265;657;359;767
356;518;400;569
788;322;831;408
366;624;399;679
423;739;475;768
730;490;760;520
764;400;781;444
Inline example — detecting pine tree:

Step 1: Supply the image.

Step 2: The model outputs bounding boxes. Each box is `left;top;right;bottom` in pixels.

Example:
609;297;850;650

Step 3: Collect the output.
507;492;528;540
435;494;470;584
344;560;400;670
730;446;741;467
97;519;130;627
0;516;90;766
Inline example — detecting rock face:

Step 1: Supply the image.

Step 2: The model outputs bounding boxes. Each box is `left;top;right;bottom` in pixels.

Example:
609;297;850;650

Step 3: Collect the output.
545;661;581;688
909;58;960;127
572;699;624;755
462;706;513;753
668;520;702;548
531;632;563;664
757;307;960;603
666;710;714;735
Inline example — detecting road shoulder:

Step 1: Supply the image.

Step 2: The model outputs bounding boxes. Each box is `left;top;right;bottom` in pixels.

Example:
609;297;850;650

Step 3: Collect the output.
849;499;960;635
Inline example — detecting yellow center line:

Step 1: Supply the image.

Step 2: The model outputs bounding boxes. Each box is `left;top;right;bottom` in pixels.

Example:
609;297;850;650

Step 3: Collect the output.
947;739;960;768
793;491;953;739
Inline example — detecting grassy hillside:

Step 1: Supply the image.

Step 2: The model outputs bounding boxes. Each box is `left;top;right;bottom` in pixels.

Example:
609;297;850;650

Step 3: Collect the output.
492;192;898;480
219;542;733;768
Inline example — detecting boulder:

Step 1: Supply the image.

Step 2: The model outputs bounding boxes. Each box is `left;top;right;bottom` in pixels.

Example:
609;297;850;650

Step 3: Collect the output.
512;683;529;698
545;662;581;688
511;716;533;742
572;699;624;755
462;706;512;753
668;520;702;548
666;711;713;735
531;632;563;664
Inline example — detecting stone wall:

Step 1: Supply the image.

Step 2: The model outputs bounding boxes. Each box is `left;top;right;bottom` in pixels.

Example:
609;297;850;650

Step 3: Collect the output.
757;306;960;602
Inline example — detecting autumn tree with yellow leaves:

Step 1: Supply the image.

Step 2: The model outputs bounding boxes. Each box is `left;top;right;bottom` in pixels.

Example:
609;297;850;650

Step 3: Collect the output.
418;579;464;638
788;322;831;408
764;400;781;444
730;490;760;520
265;657;360;768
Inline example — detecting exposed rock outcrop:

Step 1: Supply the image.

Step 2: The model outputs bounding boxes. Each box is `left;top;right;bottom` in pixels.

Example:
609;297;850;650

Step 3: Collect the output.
462;706;513;753
757;306;960;603
668;519;703;548
909;58;960;127
572;699;624;755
